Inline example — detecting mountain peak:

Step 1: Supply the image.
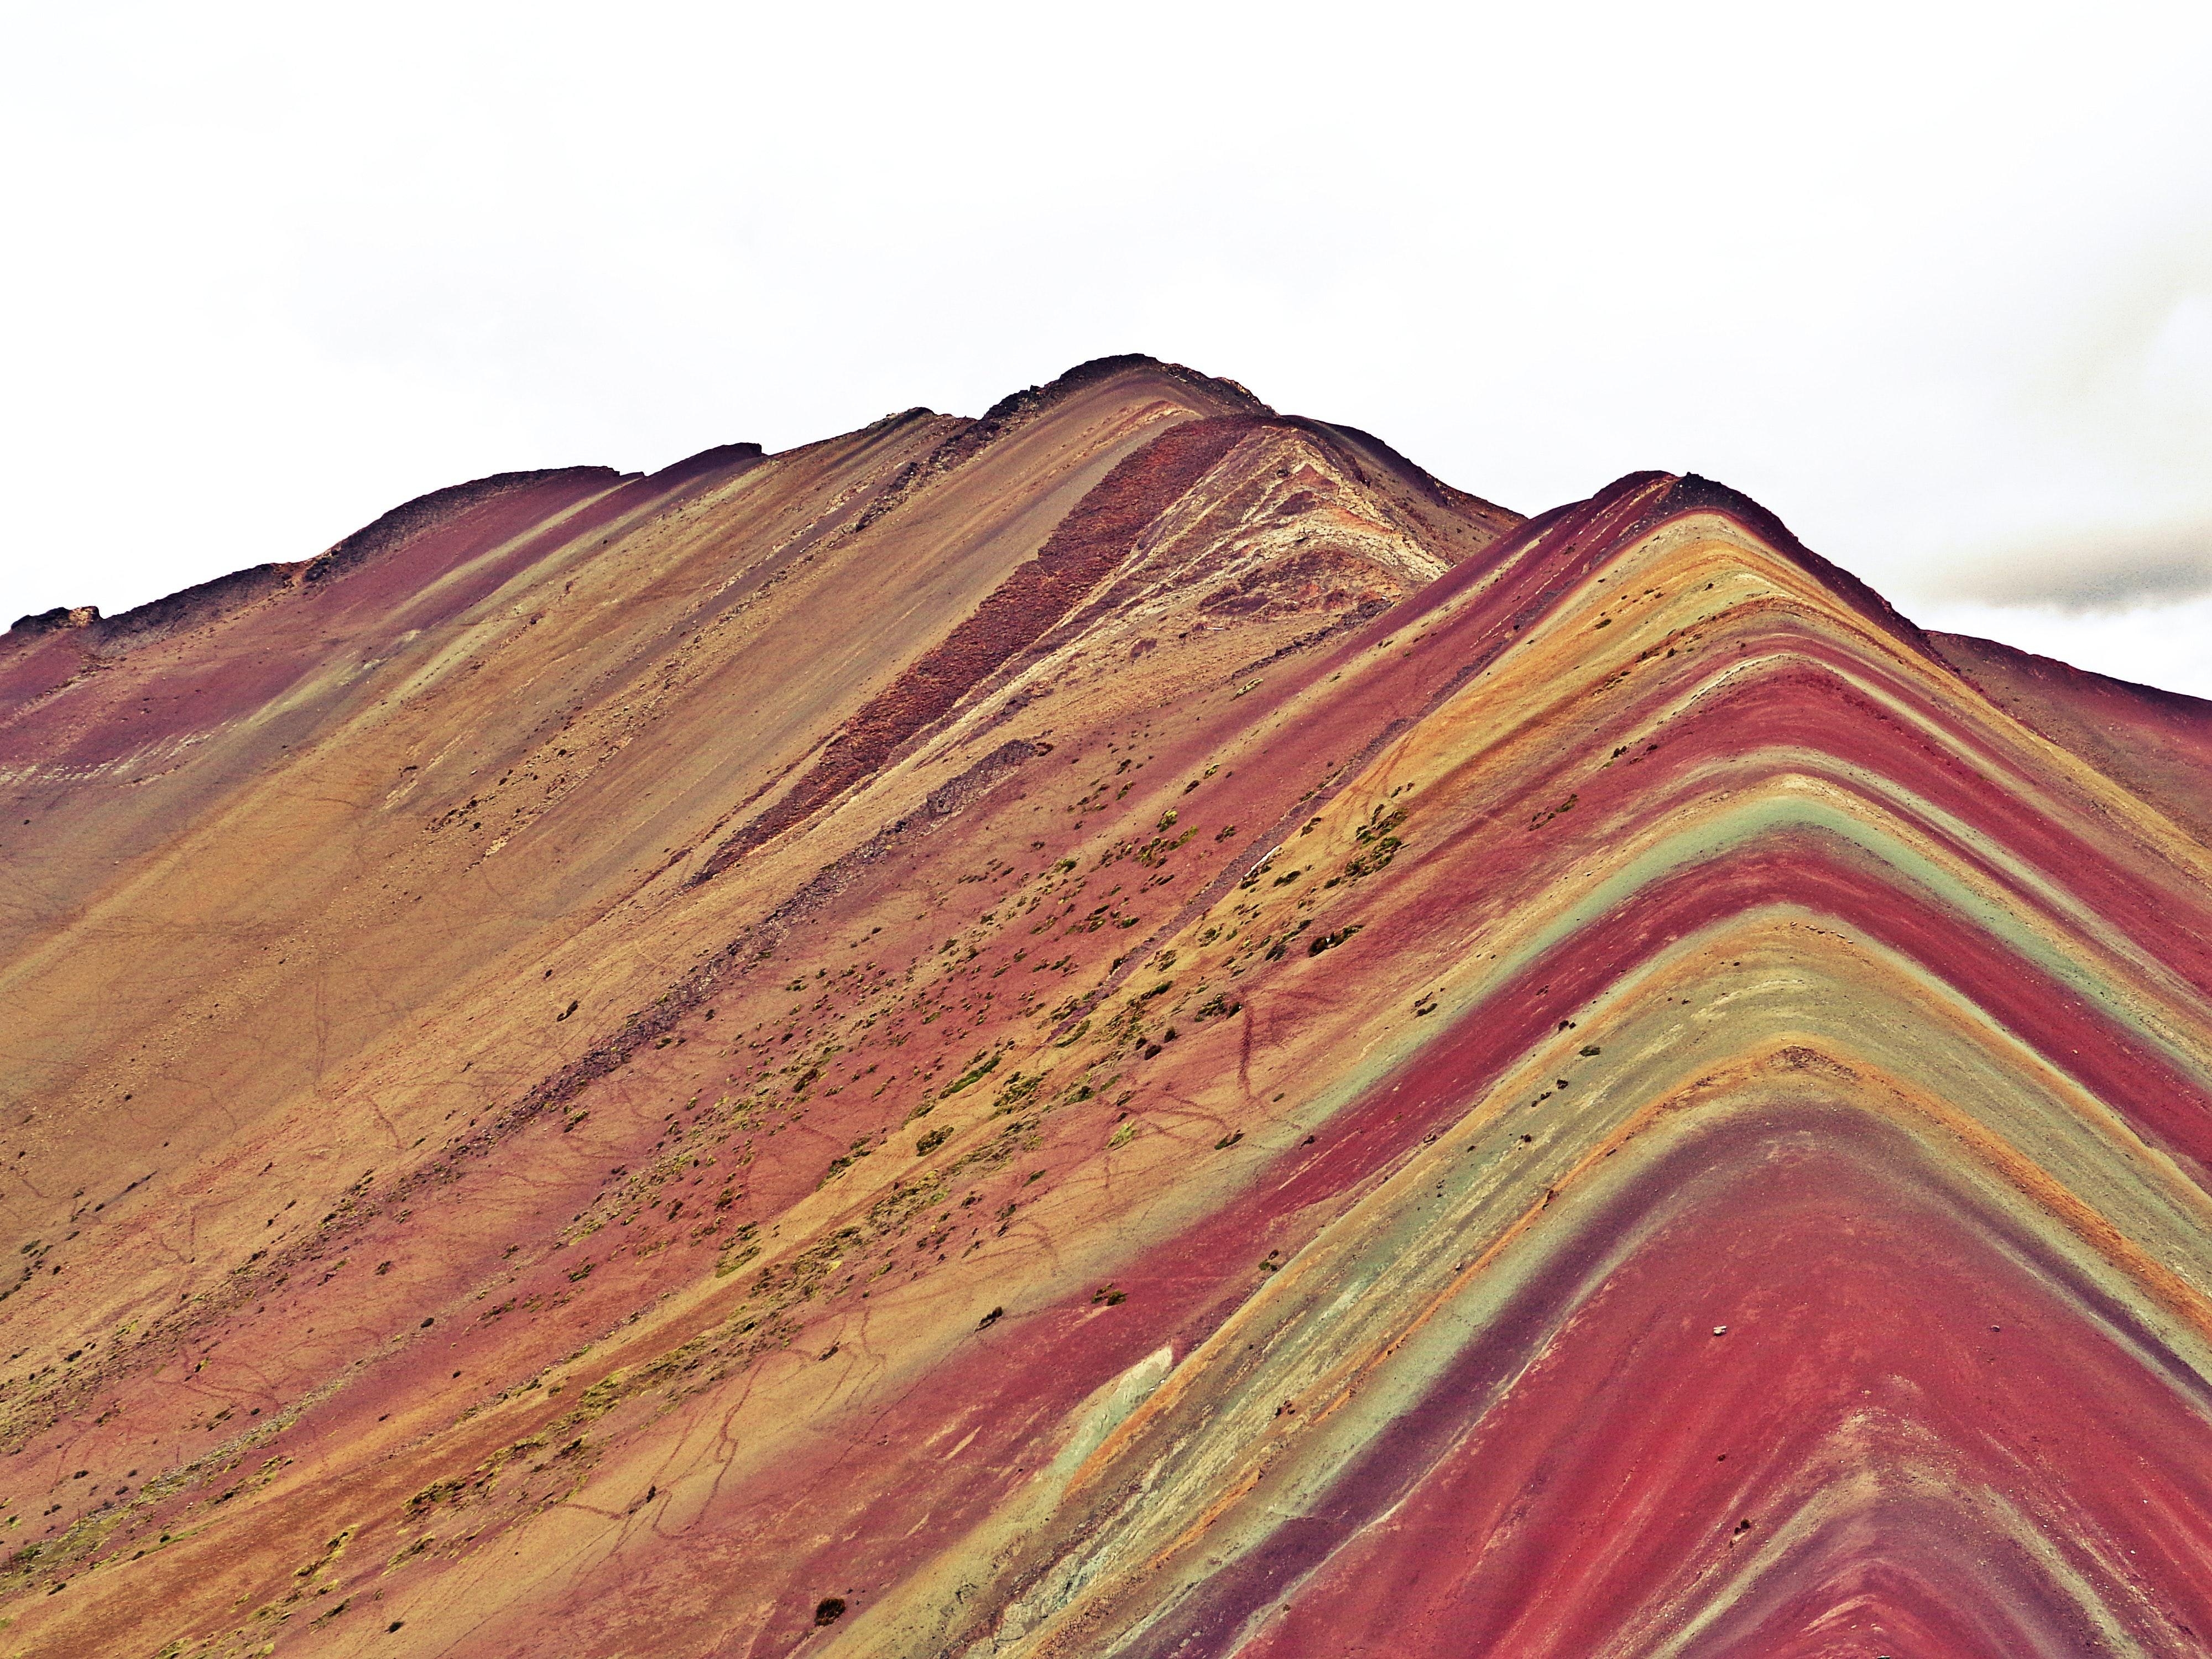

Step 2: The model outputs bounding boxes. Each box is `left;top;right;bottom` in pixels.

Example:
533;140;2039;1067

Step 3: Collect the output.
6;366;2210;1658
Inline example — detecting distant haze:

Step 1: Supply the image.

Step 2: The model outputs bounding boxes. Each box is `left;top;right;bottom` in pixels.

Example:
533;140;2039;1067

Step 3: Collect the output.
4;1;2209;694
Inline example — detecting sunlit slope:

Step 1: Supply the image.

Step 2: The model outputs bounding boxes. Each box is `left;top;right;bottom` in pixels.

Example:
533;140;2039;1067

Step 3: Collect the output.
0;357;1260;1244
1;378;2208;1658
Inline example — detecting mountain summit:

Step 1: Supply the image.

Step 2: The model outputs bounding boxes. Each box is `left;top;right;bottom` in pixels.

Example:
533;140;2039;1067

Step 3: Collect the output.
6;358;2212;1657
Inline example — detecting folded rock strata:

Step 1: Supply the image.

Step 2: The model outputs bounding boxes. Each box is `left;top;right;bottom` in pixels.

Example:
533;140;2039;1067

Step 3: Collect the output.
2;356;2210;1658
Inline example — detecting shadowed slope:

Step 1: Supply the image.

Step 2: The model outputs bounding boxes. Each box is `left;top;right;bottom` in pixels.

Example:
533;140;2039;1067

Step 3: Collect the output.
2;368;2209;1659
1933;629;2212;842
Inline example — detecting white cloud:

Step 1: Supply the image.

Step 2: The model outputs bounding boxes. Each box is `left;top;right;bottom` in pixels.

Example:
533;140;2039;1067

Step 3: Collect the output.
1915;593;2212;701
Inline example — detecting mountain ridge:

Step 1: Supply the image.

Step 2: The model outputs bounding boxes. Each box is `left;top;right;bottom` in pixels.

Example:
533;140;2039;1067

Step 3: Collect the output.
3;358;2211;1657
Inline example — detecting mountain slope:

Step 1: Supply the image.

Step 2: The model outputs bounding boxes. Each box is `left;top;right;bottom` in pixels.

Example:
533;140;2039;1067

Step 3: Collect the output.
3;360;2210;1659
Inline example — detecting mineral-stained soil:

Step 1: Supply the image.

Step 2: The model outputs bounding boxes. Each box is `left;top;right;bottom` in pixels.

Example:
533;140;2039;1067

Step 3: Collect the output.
4;355;2212;1658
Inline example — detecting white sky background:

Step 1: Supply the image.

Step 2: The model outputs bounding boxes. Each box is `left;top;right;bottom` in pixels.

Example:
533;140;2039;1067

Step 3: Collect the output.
3;1;2209;695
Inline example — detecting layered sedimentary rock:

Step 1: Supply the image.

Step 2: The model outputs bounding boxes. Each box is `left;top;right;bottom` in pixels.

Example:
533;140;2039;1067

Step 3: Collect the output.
3;357;2211;1658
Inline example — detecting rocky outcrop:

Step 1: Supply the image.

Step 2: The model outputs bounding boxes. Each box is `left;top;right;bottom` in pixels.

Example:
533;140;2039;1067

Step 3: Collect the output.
5;606;100;638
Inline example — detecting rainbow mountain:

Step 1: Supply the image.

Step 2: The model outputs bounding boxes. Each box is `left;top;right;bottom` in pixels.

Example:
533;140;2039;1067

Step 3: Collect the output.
6;357;2212;1657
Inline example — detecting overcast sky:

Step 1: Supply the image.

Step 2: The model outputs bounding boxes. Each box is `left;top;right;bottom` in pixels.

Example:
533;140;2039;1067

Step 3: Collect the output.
5;2;2209;695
